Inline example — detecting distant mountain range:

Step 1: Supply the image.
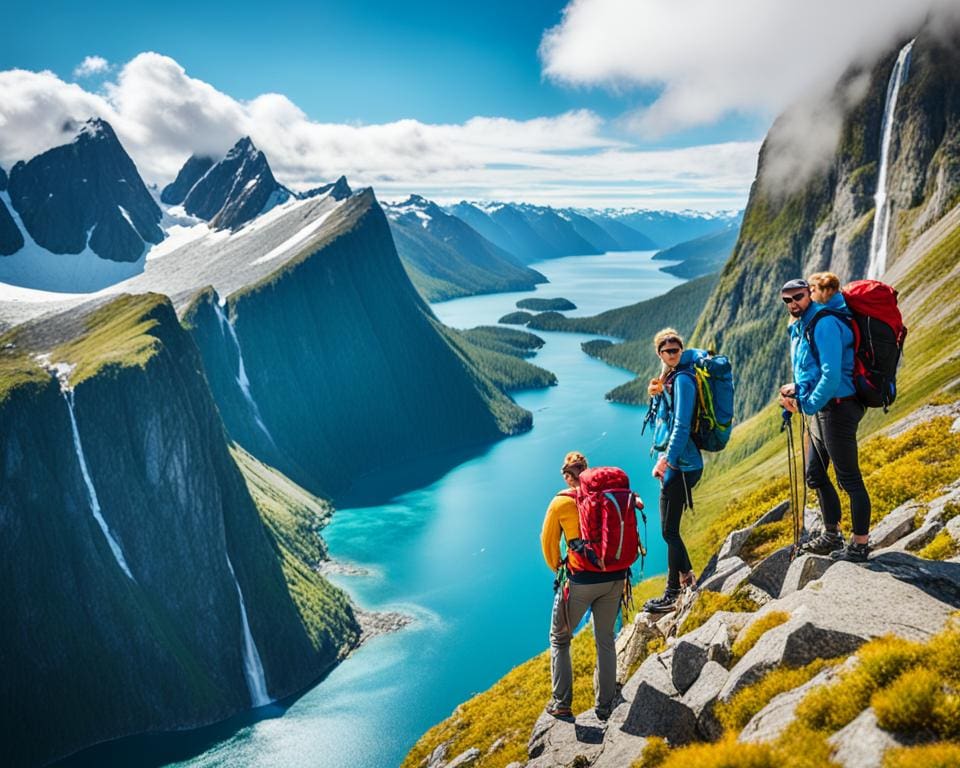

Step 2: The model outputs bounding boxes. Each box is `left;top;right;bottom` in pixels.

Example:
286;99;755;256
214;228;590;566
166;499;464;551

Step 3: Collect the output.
0;119;740;297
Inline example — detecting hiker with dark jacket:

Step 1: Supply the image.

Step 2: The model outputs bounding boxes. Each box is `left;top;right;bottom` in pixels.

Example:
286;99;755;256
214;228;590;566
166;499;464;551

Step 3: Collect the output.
541;451;623;721
777;273;872;562
643;328;702;614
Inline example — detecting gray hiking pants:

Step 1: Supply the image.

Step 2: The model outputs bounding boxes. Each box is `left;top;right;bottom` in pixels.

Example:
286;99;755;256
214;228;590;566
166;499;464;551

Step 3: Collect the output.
549;578;622;711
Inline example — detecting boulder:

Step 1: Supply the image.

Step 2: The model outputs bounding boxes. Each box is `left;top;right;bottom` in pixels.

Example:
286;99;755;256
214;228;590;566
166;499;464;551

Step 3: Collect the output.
779;554;834;597
446;747;481;768
778;559;958;639
719;564;754;594
925;485;960;524
699;556;748;593
426;741;450;768
612;650;699;746
868;502;919;548
946;514;960;544
718;527;754;561
616;612;662;685
864;552;960;607
884;520;943;552
590;733;650;768
680;660;729;740
718;619;865;700
739;661;850;743
756;500;791;527
827;709;905;768
747;545;794;597
526;710;606;767
671;612;742;692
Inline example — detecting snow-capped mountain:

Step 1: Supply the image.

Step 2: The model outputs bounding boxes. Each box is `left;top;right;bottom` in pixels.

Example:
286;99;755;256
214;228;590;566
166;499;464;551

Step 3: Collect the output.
0;119;163;268
164;137;291;231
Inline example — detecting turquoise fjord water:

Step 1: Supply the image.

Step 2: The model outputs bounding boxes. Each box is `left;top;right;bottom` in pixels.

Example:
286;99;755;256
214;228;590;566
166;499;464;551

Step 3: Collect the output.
58;251;683;768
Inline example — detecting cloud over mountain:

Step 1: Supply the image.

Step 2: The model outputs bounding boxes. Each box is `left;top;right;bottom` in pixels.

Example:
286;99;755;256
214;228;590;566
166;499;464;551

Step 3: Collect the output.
541;0;960;135
0;52;758;209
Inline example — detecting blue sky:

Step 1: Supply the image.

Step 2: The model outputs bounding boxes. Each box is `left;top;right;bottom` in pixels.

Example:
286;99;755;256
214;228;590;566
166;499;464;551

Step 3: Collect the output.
1;0;939;209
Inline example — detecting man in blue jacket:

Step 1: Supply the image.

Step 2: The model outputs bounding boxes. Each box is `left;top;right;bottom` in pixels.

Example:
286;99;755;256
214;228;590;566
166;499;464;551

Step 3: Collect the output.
777;275;872;562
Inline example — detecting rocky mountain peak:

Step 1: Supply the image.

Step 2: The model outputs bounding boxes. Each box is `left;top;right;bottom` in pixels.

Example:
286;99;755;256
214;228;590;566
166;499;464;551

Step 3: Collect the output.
0;165;8;192
160;154;215;205
180;136;290;231
4;117;163;266
299;175;352;201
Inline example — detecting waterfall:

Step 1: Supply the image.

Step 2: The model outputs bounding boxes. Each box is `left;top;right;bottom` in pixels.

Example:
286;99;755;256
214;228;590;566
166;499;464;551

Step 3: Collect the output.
225;553;271;707
867;39;915;280
213;301;275;443
63;389;136;581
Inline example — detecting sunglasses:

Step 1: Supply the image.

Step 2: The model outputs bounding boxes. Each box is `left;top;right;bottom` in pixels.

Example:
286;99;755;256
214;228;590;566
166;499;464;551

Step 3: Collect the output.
659;347;682;355
781;292;808;304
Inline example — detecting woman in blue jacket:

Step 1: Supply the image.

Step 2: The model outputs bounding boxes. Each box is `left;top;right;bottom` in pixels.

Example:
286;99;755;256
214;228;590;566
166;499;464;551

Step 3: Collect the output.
643;328;703;613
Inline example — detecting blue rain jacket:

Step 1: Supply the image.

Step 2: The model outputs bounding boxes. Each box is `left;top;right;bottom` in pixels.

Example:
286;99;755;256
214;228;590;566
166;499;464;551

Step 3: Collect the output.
652;349;704;481
789;293;856;414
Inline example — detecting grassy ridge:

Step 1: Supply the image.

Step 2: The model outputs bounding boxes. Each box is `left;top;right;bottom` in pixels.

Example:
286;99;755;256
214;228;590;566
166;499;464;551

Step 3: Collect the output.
232;446;360;656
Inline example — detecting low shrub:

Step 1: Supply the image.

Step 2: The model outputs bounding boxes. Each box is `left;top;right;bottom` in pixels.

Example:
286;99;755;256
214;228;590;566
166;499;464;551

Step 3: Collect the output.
882;742;960;768
795;635;927;732
917;530;960;561
716;659;832;732
872;667;960;738
731;611;791;664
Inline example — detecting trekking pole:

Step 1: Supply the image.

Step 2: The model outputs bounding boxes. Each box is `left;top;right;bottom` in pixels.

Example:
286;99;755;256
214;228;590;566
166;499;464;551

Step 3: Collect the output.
780;408;801;558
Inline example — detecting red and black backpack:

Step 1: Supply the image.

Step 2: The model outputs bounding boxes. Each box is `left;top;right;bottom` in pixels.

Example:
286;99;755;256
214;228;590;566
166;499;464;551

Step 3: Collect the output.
558;466;645;573
804;279;907;412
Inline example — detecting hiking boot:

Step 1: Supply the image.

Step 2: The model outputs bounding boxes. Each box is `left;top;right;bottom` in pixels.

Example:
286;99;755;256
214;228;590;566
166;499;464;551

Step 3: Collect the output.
830;541;871;563
545;702;573;718
595;704;612;722
799;530;844;556
643;587;682;614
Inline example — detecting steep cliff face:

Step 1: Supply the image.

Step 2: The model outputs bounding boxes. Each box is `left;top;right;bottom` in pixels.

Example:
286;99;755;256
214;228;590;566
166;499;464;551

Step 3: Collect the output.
185;190;532;500
694;24;960;418
0;294;358;767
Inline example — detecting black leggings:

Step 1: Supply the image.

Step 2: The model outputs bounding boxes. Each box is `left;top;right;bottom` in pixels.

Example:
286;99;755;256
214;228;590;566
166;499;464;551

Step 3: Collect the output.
805;399;871;536
660;469;702;590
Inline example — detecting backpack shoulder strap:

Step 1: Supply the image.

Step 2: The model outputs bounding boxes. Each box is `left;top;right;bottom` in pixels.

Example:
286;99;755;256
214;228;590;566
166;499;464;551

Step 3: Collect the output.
803;308;855;365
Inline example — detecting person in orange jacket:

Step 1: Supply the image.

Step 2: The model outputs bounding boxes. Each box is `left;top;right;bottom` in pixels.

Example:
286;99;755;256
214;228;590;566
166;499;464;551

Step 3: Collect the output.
540;451;624;721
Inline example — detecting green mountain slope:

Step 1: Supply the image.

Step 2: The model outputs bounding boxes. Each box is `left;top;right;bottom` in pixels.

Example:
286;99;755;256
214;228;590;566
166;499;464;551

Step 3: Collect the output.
653;225;739;278
693;26;960;420
0;294;358;767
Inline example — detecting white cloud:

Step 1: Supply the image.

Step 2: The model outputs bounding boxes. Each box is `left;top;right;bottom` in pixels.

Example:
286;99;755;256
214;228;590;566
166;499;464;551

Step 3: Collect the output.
541;0;960;135
0;52;756;210
73;56;110;79
541;0;960;191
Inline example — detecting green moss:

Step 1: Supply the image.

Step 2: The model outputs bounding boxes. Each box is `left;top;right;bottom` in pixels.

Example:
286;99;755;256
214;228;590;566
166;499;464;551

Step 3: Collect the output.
795;635;928;732
872;667;960;738
883;743;960;768
678;588;760;636
917;530;960;561
717;659;834;732
731;612;791;663
52;293;171;386
0;337;49;403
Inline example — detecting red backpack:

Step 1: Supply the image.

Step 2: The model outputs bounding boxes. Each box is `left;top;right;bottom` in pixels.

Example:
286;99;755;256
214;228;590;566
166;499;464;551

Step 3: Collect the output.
805;279;907;412
559;466;644;572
